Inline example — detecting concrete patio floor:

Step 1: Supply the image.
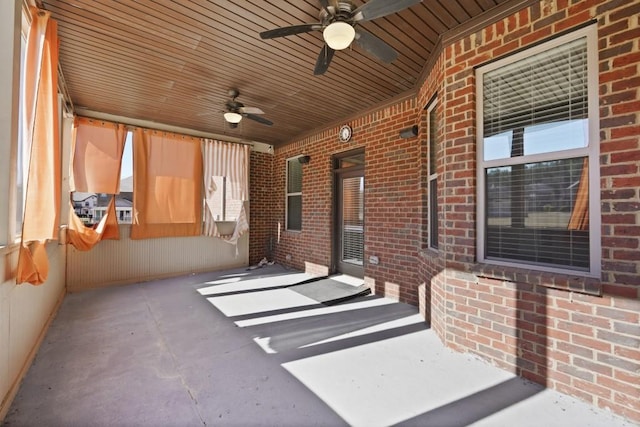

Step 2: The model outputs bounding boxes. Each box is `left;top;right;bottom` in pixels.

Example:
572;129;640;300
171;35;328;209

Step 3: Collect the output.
3;264;636;427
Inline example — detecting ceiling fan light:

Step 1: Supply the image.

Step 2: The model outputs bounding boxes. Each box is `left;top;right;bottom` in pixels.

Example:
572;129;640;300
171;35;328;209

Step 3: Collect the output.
224;112;243;123
323;22;355;50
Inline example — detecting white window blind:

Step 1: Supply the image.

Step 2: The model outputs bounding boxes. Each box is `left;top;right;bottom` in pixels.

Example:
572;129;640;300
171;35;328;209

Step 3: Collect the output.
478;30;597;274
483;38;588;147
341;176;364;265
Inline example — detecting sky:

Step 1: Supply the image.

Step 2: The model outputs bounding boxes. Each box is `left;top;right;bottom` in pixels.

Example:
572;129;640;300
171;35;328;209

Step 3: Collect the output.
120;131;133;180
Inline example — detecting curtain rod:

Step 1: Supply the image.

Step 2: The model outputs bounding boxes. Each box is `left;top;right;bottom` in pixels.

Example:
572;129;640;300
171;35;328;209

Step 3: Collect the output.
74;108;273;153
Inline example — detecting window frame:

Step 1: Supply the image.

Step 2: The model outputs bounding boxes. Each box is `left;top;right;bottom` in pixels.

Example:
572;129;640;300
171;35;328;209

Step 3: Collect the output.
475;25;600;278
5;10;29;245
205;175;243;223
285;156;303;232
427;98;439;250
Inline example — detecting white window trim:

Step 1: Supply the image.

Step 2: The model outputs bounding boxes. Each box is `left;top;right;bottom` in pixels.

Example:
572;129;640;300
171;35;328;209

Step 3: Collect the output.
285;155;303;232
475;24;600;278
427;98;438;250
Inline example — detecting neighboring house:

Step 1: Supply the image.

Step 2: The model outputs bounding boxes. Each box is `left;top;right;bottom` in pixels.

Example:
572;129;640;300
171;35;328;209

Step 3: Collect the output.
92;196;133;224
119;175;133;203
71;177;134;224
71;192;98;223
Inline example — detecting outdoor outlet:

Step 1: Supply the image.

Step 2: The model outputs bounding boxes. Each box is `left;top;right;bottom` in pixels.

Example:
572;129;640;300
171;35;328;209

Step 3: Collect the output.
369;255;379;265
286;254;292;261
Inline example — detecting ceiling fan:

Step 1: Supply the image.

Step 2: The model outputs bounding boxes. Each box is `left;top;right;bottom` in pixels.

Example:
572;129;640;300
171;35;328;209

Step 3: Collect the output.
223;89;273;128
259;0;422;75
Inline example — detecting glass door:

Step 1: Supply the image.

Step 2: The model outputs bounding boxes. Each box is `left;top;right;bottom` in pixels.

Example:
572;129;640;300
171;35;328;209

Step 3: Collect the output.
334;151;364;277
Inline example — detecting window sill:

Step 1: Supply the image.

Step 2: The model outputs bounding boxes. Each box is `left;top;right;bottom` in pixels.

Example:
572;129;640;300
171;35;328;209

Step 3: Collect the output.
0;242;20;256
471;262;602;296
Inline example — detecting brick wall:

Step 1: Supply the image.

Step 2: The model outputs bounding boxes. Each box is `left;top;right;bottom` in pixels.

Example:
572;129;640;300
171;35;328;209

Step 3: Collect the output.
272;98;424;305
249;150;275;265
417;53;447;333
423;0;640;422
266;0;639;421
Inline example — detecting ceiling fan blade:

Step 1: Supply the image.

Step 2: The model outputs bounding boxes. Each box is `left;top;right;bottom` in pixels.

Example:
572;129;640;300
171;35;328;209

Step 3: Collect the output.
353;0;422;22
260;24;321;39
314;44;335;76
244;113;273;126
354;30;398;63
239;106;264;115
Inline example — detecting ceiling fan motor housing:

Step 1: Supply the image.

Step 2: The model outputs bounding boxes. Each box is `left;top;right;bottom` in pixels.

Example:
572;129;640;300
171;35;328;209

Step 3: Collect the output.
226;100;244;113
320;2;355;25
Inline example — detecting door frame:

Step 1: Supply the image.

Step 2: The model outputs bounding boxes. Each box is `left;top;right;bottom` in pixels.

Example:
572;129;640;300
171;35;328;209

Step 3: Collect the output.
333;149;365;278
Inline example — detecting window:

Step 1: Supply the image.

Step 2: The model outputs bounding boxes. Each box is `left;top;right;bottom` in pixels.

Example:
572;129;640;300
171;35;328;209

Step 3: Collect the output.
427;99;438;249
476;26;599;276
70;128;131;225
206;176;243;221
15;18;27;239
286;157;303;231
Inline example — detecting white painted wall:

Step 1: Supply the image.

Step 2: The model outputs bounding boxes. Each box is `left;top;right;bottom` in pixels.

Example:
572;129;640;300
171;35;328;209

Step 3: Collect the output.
0;244;66;419
0;2;249;418
66;225;249;291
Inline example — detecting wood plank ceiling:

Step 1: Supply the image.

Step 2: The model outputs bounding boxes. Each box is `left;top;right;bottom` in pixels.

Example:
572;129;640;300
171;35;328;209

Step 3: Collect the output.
40;0;511;147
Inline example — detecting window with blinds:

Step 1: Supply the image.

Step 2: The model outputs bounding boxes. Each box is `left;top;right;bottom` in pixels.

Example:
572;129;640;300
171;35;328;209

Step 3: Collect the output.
286;157;302;231
477;27;598;275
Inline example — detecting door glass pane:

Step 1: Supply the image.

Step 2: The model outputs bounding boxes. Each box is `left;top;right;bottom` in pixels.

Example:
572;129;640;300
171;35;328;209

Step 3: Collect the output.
342;176;364;266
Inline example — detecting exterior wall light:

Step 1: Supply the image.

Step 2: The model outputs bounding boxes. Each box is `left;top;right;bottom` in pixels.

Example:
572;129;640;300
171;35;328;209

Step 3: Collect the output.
399;125;419;139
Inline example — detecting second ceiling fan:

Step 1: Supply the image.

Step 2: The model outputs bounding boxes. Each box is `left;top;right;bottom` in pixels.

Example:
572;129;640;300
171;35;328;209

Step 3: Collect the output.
259;0;422;75
223;89;273;128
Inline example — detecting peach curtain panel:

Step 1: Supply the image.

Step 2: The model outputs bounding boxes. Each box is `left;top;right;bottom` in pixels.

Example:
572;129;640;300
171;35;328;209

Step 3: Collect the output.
66;198;120;251
131;128;203;239
568;158;589;231
70;117;126;193
67;117;126;250
202;139;250;242
17;8;60;285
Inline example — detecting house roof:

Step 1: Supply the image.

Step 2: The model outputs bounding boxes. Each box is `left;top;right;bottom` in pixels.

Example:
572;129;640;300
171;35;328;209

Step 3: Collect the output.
120;176;133;193
71;192;97;202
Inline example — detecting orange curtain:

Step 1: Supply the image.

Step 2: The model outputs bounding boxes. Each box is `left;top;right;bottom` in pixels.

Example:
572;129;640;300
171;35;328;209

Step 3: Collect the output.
67;117;126;250
67;198;120;251
131;128;203;239
17;8;60;285
568;157;589;231
70;117;126;193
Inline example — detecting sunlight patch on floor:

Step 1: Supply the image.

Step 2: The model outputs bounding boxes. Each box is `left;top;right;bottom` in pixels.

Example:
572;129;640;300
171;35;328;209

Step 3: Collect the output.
330;274;365;287
207;288;317;317
282;330;514;427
